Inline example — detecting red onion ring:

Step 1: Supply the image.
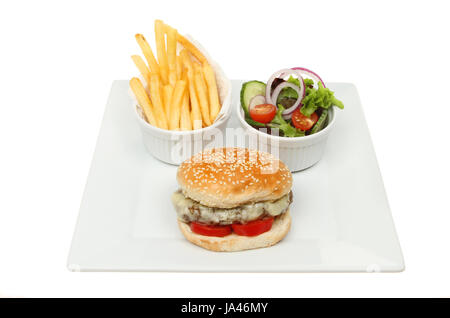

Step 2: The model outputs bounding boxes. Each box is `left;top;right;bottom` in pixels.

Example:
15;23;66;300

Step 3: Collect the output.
291;67;326;88
271;82;302;119
248;95;266;112
265;68;305;118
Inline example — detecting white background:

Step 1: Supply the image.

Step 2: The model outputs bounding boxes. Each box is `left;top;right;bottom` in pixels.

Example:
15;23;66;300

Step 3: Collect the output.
0;0;449;297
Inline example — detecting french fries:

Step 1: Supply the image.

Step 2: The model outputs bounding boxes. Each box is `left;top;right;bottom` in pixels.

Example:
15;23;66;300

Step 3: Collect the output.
180;49;193;74
177;33;208;64
135;34;160;77
130;20;221;131
194;69;212;126
163;85;174;121
169;80;187;130
181;49;203;129
166;25;178;87
176;55;182;80
130;77;158;127
188;74;203;130
149;74;169;129
154;20;168;84
180;89;192;131
202;63;221;122
131;55;151;85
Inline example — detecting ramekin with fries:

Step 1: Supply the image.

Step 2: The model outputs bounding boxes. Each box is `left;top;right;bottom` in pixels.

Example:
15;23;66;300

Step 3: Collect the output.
129;20;231;164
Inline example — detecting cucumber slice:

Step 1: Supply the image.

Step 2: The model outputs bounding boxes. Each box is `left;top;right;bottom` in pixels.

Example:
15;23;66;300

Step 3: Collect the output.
240;81;266;116
310;109;328;134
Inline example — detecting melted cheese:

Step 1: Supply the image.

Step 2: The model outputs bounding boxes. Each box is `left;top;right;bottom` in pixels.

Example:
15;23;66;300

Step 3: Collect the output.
171;191;291;225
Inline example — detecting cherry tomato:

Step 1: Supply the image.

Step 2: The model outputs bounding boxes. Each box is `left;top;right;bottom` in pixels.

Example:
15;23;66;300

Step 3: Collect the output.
190;222;232;237
249;104;277;124
291;108;319;131
231;217;274;237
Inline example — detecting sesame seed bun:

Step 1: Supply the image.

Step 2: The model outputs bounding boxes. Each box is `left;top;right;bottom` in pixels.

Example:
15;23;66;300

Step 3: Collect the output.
176;148;293;208
178;211;291;252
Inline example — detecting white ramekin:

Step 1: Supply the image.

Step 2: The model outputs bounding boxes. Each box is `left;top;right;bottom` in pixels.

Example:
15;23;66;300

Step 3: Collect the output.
236;102;337;172
133;37;232;165
135;105;231;165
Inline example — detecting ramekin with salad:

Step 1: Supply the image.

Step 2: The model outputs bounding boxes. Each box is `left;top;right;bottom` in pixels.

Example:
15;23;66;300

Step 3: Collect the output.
237;67;345;171
240;67;344;137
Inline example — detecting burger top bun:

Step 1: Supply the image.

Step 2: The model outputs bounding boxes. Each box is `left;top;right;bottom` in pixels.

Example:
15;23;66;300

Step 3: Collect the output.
177;147;293;209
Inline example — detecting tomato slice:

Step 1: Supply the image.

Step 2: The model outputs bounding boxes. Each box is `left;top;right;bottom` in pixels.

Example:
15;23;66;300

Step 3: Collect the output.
190;222;232;237
249;104;277;124
231;217;274;237
291;108;318;131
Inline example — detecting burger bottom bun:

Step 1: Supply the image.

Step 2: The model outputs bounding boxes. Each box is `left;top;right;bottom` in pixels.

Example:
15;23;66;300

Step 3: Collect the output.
177;210;291;252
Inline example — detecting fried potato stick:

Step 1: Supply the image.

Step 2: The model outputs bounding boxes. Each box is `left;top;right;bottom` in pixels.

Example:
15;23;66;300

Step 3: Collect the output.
154;20;168;84
130;77;158;127
169;80;187;130
135;34;160;77
166;25;178;86
180;89;192;131
176;33;208;64
176;55;183;80
181;50;203;129
194;70;211;126
149;74;169;129
131;55;151;85
163;84;174;122
202;63;221;122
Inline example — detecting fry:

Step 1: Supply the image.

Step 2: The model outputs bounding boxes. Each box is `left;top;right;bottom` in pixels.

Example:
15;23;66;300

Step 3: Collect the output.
131;55;151;85
149;74;169;129
189;76;203;129
193;60;202;73
180;89;192;131
169;80;187;130
154;20;168;84
129;77;158;127
202;63;221;122
194;70;211;126
135;34;160;76
180;49;192;70
181;49;202;129
176;55;183;80
163;85;173;122
177;33;208;64
168;70;177;87
166;25;178;86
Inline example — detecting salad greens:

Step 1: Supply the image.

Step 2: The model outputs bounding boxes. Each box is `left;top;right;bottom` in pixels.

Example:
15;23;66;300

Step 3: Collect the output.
276;76;301;102
276;77;314;104
300;81;344;117
268;105;305;137
240;69;344;138
244;104;305;137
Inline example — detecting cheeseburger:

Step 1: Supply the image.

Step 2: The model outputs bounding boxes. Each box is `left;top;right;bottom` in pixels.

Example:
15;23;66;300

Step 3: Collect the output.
171;147;293;252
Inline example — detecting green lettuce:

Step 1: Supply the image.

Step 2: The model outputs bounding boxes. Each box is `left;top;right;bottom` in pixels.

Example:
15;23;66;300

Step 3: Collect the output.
268;105;305;137
276;76;300;102
277;77;315;104
300;81;344;117
287;76;300;86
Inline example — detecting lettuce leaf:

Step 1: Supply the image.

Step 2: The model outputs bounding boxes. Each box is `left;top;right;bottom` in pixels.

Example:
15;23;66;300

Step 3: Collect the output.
300;81;344;117
303;78;314;88
266;75;344;137
276;76;300;102
268;105;305;137
287;76;301;86
289;76;314;88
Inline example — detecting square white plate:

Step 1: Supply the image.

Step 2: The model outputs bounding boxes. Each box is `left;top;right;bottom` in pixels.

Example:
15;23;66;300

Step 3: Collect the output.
67;80;404;272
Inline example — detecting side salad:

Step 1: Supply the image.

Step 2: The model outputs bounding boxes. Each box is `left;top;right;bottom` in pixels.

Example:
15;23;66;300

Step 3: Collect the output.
240;67;344;137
